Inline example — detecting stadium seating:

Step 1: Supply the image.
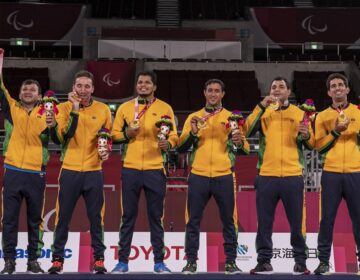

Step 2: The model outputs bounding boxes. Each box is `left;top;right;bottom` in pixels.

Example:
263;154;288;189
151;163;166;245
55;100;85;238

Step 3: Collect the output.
2;68;50;99
155;70;260;113
292;70;357;111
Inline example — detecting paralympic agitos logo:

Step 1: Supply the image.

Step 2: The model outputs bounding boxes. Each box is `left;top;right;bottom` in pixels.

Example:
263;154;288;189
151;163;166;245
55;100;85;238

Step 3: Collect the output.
103;73;121;87
301;15;327;35
7;10;34;31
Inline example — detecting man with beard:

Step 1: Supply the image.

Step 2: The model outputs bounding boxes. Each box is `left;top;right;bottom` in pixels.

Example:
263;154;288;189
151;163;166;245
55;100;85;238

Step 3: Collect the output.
0;49;48;274
244;77;313;275
314;73;360;275
111;70;178;274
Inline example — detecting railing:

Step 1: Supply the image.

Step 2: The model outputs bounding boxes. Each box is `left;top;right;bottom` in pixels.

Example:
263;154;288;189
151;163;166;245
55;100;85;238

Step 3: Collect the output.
266;42;360;61
0;38;72;59
304;150;322;191
98;39;242;60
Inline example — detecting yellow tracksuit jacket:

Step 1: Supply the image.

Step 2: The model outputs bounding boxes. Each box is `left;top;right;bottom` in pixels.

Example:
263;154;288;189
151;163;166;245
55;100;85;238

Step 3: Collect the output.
0;79;49;171
315;103;360;173
244;103;314;177
177;108;250;177
53;100;112;171
112;97;178;170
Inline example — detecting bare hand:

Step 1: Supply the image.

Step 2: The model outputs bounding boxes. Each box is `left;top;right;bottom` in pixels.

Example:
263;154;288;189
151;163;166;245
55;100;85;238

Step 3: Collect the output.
68;91;80;111
335;118;350;133
99;150;109;161
158;139;169;151
190;116;201;135
232;130;243;146
298;122;309;139
45;110;56;127
126;126;140;138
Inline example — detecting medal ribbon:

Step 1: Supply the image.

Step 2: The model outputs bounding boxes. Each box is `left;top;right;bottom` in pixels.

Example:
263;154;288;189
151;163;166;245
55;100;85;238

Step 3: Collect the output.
134;97;156;120
201;107;223;122
334;103;349;125
334;102;348;113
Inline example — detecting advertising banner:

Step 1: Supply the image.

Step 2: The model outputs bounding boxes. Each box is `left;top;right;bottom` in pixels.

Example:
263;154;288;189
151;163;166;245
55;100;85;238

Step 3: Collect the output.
0;232;356;272
236;233;334;273
0;232;79;272
103;232;207;272
207;233;336;273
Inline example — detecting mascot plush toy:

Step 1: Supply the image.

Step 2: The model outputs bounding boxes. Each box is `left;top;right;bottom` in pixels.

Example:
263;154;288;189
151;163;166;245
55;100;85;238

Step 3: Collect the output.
299;99;316;125
38;90;59;117
226;110;245;135
96;128;112;160
155;115;174;141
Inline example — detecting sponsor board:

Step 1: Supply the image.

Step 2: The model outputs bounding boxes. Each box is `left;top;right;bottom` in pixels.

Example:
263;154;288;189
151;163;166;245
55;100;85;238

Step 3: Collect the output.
104;232;207;272
236;233;335;273
0;232;79;272
1;231;353;272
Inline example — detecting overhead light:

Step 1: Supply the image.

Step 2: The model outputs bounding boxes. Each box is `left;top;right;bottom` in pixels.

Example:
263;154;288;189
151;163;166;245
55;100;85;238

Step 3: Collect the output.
10;38;30;46
305;42;323;50
108;103;117;112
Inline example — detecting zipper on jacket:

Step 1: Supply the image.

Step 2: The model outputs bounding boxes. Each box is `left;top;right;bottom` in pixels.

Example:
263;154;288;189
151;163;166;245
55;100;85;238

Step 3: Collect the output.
142;107;145;170
280;110;283;177
20;110;31;168
343;135;345;173
81;108;86;171
209;113;217;177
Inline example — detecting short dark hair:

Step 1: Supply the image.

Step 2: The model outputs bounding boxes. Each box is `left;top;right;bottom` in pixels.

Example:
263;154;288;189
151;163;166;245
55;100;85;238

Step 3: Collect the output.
270;77;290;90
20;79;41;94
326;73;349;90
73;70;94;85
136;71;157;85
204;78;225;91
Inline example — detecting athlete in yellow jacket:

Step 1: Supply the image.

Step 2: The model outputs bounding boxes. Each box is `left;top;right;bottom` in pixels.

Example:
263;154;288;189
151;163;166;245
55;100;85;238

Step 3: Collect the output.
178;79;249;275
244;77;313;275
111;71;177;274
112;94;177;171
314;73;360;275
53;99;111;171
245;100;314;177
48;70;111;274
0;48;48;274
315;103;360;173
178;107;250;177
1;83;49;172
